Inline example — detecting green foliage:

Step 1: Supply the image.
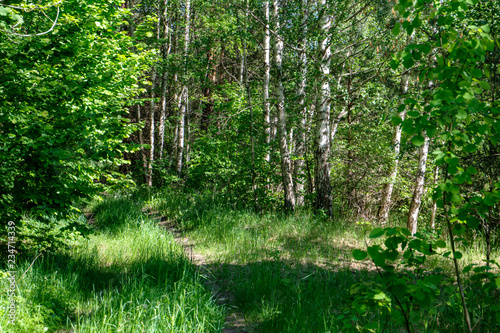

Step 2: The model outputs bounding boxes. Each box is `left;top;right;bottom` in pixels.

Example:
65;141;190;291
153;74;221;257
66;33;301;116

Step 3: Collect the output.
0;0;148;223
0;194;224;332
14;214;90;256
351;227;500;332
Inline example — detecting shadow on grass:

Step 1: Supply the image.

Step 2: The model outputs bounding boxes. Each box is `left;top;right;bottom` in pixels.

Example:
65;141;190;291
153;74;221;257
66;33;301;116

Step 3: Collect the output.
202;258;380;333
22;248;194;326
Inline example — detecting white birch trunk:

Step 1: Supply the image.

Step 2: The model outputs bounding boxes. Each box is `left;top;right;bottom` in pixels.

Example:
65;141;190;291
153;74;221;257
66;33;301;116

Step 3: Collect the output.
314;0;332;216
158;0;170;160
429;166;439;229
175;0;191;176
147;69;156;187
293;0;308;206
377;72;410;223
407;134;430;235
273;0;295;211
263;0;271;163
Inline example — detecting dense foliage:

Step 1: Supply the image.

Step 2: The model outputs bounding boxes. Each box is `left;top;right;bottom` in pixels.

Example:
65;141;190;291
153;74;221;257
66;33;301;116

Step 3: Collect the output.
0;0;499;331
0;0;147;222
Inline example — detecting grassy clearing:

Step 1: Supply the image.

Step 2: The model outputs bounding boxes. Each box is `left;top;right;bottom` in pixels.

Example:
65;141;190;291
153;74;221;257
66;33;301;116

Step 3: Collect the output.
0;193;224;333
148;189;500;332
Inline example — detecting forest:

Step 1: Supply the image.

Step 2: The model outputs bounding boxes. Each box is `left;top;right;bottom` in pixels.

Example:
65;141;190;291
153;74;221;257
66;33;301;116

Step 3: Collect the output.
0;0;499;332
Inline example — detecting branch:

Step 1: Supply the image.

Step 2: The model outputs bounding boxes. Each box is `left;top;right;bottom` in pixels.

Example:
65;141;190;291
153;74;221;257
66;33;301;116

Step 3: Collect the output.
0;3;61;37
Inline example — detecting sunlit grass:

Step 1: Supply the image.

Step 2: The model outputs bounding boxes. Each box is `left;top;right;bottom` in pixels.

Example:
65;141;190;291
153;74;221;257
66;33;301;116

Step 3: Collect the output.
0;194;224;333
148;189;500;332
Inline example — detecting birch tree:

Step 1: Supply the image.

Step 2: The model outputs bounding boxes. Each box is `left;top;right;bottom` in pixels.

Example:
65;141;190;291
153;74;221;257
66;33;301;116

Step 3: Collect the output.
263;0;271;163
273;0;295;211
175;0;191;176
407;134;430;235
314;0;332;216
377;72;410;223
293;0;308;206
158;0;171;160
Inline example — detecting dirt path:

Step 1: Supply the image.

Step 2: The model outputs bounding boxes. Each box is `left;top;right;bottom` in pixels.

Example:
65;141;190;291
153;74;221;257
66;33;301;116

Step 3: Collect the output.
156;218;252;333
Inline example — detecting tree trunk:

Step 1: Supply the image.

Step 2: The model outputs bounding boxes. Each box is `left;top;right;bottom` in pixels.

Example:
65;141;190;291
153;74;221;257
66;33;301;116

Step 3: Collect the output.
175;0;191;176
158;0;170;160
137;104;148;184
263;0;271;163
429;166;439;229
237;1;257;204
147;69;157;187
407;134;430;235
377;72;410;223
314;0;332;216
273;0;295;211
293;0;308;206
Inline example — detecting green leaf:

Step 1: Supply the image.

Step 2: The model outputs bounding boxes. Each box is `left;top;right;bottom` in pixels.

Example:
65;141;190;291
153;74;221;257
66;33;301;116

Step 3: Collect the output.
353;249;368;260
453;251;463;259
369;228;385;238
456;109;467;120
373;292;390;302
479;81;491;90
403;57;414;69
409;239;422;250
411;135;425;147
391;115;403;126
392;23;401;36
466;217;480;229
0;7;11;16
464;144;477;153
472;68;483;78
435;240;446;248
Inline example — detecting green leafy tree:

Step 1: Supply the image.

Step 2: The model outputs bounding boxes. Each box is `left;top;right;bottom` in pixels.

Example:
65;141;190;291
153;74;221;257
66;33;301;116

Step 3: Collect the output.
0;0;148;223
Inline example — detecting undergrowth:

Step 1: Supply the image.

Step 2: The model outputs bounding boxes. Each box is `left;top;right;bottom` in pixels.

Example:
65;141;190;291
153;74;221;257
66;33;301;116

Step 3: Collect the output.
147;189;500;332
0;192;224;332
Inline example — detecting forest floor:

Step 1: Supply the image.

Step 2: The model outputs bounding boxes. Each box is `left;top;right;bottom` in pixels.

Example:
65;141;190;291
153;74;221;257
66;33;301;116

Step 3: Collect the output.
152;212;252;333
2;190;498;332
144;190;500;332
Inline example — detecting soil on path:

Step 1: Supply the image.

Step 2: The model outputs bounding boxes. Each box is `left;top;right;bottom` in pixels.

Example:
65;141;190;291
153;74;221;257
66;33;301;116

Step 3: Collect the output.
156;217;255;333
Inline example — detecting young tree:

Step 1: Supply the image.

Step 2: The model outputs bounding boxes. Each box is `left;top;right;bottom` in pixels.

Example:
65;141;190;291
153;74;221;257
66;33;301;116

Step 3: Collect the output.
293;0;309;206
273;0;295;211
407;134;430;235
377;72;410;223
314;0;333;216
175;0;191;176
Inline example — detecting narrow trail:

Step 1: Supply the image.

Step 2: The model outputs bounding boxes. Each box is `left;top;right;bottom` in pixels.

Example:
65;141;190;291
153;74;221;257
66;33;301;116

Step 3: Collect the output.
153;214;252;333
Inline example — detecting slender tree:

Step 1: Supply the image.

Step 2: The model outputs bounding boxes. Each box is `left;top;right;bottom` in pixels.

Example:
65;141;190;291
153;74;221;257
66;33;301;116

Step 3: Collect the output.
158;0;171;160
263;0;271;163
407;134;430;235
273;0;295;211
175;0;191;176
314;0;332;216
293;0;309;206
377;72;410;223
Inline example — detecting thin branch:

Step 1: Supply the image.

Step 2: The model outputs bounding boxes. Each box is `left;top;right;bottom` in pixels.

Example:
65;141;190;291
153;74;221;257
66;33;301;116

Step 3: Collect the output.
1;4;61;37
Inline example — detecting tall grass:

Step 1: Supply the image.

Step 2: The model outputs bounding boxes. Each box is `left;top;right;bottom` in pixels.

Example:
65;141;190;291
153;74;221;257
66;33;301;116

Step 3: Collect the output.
148;189;500;332
0;193;224;333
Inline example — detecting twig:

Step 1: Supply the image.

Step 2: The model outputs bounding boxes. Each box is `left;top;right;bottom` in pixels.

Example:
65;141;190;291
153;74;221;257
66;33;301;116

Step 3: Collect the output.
19;253;43;280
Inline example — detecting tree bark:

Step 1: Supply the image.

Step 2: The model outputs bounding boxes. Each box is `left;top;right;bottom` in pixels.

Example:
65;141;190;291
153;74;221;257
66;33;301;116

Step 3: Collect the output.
273;0;295;211
147;69;157;187
175;0;191;176
429;166;439;229
314;0;332;216
237;1;257;204
407;134;430;235
377;72;410;223
263;0;271;163
158;0;170;160
293;0;308;206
